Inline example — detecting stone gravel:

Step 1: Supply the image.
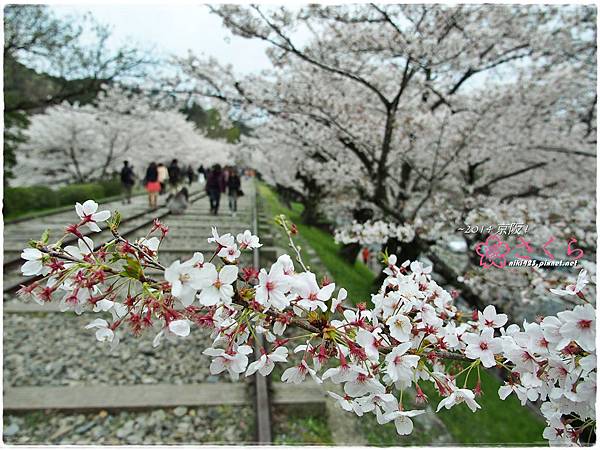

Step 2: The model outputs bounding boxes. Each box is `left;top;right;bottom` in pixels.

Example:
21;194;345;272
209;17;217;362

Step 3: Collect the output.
3;313;228;387
3;405;255;444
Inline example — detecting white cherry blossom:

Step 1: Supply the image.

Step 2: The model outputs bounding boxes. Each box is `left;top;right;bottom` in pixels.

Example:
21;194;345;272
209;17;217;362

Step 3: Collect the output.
437;385;481;413
292;272;335;312
385;343;420;385
275;254;295;275
356;328;380;362
479;305;508;329
138;237;160;252
382;409;426;435
197;264;239;306
218;244;241;262
463;328;503;368
557;303;596;352
255;261;291;310
169;319;191;337
330;287;347;312
164;253;205;306
281;360;321;384
63;237;95;268
344;366;385;397
21;248;48;276
203;345;253;381
85;318;118;347
410;261;432;276
93;299;128;320
152;320;192;348
386;314;412;342
550;269;589;297
75;200;111;232
246;346;288;376
328;391;364;416
322;362;354;384
59;285;92;314
207;227;235;247
236;230;262;249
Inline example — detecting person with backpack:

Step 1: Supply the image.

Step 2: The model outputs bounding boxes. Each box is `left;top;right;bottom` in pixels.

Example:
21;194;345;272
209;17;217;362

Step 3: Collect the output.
120;160;135;204
205;164;226;215
168;159;181;192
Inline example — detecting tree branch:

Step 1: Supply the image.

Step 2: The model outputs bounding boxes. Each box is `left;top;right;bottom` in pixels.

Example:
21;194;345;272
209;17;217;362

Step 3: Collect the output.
473;162;547;195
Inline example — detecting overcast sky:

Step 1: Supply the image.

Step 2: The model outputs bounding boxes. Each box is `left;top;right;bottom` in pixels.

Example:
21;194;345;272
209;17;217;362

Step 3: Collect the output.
48;4;500;90
52;4;275;74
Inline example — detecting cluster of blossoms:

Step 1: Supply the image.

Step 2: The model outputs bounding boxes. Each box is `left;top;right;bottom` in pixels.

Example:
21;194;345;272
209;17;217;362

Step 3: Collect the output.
18;202;596;445
334;220;416;246
465;194;597;247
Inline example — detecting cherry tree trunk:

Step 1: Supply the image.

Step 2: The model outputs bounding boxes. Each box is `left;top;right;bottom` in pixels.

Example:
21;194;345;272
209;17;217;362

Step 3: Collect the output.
339;242;361;264
372;237;422;289
301;195;320;226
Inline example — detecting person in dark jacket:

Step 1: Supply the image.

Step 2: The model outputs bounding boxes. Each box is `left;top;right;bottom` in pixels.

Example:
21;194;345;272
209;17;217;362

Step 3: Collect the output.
187;165;195;185
197;164;206;182
205;164;226;215
227;168;241;214
120;160;135;204
144;162;160;209
168;159;181;192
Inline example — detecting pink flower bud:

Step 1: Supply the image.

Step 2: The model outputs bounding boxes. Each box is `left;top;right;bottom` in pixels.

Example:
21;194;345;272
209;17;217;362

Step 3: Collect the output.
65;224;83;238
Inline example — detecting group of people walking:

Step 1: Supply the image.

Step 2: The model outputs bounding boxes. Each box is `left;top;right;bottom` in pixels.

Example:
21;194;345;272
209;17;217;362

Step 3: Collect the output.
205;164;242;216
120;159;243;215
142;159;191;209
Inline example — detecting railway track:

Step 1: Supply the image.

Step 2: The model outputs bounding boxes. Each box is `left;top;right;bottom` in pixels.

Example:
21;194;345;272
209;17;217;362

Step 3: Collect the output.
252;187;272;444
3;190;207;292
2;180;318;444
4;193;162;268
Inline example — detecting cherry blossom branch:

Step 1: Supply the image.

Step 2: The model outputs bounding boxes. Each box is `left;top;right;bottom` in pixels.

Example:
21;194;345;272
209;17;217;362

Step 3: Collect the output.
17;201;596;446
276;214;310;272
109;228;166;271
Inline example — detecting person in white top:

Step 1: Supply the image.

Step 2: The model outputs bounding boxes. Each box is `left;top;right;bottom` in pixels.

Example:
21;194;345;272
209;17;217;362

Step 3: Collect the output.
157;162;169;195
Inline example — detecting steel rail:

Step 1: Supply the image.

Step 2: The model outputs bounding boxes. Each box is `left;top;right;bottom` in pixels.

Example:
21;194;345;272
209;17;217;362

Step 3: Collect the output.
3;192;206;293
251;180;273;444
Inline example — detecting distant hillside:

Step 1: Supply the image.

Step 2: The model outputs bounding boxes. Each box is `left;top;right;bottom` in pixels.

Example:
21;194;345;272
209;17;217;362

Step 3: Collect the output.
4;54;106;113
3;55;109;181
183;102;252;144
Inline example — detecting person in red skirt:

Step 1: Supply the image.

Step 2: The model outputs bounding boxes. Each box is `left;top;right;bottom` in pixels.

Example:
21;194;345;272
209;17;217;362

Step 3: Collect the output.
361;247;370;264
144;162;161;209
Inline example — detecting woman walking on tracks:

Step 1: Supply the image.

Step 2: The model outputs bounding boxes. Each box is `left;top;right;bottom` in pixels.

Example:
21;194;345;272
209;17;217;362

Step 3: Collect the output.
144;162;161;209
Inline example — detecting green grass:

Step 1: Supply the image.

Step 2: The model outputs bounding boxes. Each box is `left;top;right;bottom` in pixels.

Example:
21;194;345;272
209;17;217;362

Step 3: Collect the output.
357;406;446;446
258;182;374;304
4;188;145;222
257;182;547;446
272;408;333;445
359;371;546;446
423;363;545;445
